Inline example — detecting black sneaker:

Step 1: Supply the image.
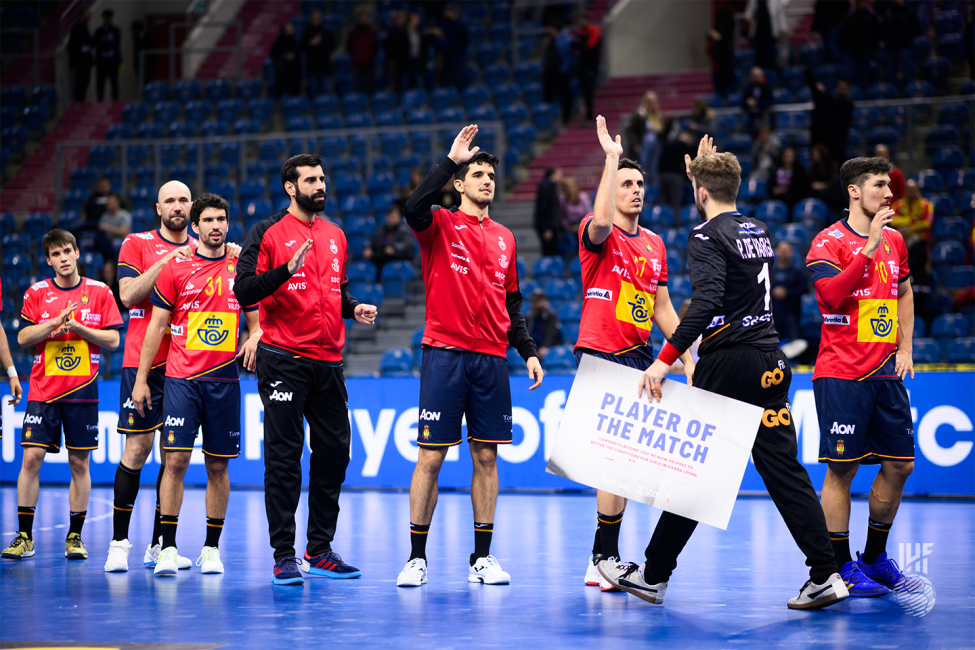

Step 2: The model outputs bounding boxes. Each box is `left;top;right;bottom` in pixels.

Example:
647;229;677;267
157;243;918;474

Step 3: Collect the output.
303;549;362;579
272;557;304;585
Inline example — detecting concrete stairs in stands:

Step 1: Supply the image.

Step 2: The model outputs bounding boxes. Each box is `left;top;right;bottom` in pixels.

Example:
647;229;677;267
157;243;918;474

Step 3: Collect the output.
195;0;300;79
511;70;713;202
1;101;125;213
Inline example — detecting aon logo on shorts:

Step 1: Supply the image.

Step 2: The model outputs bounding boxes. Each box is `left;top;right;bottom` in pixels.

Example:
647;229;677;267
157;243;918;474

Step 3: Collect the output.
269;390;293;402
419;409;440;421
830;422;856;435
24;414;43;425
165;416;185;426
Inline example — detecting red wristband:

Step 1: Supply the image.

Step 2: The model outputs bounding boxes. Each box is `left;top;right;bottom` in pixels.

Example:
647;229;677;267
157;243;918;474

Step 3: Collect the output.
657;341;681;366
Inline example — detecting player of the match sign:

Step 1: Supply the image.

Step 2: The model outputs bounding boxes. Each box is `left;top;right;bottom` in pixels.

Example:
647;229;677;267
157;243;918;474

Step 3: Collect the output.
546;355;764;529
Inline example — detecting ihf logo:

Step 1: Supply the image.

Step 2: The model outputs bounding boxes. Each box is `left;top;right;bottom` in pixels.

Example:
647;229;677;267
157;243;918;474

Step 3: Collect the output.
892;543;936;617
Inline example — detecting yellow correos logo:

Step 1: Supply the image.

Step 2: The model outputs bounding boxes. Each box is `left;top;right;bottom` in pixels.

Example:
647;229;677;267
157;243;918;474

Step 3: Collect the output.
615;281;655;331
857;299;897;343
44;340;90;376
187;311;236;351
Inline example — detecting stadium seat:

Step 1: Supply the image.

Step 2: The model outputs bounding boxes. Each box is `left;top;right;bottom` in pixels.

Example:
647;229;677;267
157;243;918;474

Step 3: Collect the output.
914;169;943;193
542;279;576;303
542;345;577;374
920;57;952;92
431;87;459;107
928;193;955;218
945;266;974;291
401;89;428;108
931;217;968;244
931;314;968;343
913;338;941;363
774;223;809;247
381;261;415;300
932;147;965;178
533;256;565;279
926;125;960;156
461;85;490;112
866;83;898;101
668;274;692;296
379;348;414;377
739;179;767;202
349;282;383;307
346;260;377;284
866;127;899;149
946;338;975;363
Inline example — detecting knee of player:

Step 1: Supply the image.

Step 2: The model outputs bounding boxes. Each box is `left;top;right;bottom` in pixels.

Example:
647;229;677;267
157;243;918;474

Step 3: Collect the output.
165;451;192;473
882;459;914;479
204;457;229;476
67;452;90;473
826;461;859;484
471;445;498;469
21;449;46;474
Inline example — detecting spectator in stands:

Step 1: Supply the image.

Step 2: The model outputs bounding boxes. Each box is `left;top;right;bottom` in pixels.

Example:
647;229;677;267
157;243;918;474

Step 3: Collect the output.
302;10;337;98
347;13;379;94
877;0;921;87
363;205;416;274
807;69;853;165
404;13;426;91
431;4;469;90
771;240;808;342
385;11;410;95
526;289;562;360
741;67;773;139
966;4;974;80
83;176;112;227
838;0;882;90
658;130;696;219
95;192;131;260
744;0;789;70
624;91;665;186
770;147;810;210
397;168;426;211
93;9;122;101
542;24;574;126
750;126;782;182
808;143;843;210
575;14;602;123
687;98;715;140
132;20;158;85
812;0;848;63
892;179;933;276
68;8;93;102
534;167;563;257
271;22;301;96
708;8;736;96
874;144;904;202
561;176;591;233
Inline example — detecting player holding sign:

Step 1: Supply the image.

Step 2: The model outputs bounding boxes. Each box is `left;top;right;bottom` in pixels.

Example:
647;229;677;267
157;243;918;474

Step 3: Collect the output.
132;194;260;576
578;116;694;591
806;157;921;597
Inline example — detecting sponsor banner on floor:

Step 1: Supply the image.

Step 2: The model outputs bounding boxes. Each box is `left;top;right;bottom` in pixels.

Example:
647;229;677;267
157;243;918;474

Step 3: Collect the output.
1;371;972;496
545;356;763;529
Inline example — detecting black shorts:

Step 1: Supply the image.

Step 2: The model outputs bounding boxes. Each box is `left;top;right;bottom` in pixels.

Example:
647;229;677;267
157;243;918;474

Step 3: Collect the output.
117;366;166;434
161;377;241;458
21;401;99;453
814;377;914;465
417;346;512;447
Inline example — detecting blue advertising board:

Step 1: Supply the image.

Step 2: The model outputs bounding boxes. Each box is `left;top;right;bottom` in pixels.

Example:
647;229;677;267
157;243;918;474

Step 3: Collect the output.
1;372;972;495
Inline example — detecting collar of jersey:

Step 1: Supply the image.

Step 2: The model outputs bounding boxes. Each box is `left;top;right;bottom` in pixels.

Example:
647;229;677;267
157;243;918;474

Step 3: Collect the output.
194;251;227;262
452;209;490;226
156;228;190;246
286;212;321;227
838;219;867;240
51;277;83;292
613;223;641;238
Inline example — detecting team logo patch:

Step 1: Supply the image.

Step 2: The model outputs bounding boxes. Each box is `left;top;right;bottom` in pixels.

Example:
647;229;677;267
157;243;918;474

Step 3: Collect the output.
828;229;844;239
227;263;235;274
128;413;134;426
168;431;175;444
857;299;896;343
822;314;851;325
498;236;506;251
422;425;430;440
585;288;613;301
498;254;508;269
187;311;237;351
615;281;654;331
25;428;31;439
81;292;90;304
883;238;891;255
330;239;338;254
836;440;845;455
332;258;340;273
44;340;90;376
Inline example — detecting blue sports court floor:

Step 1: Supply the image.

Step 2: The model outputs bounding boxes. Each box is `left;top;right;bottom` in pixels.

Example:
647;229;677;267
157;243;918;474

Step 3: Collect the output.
1;486;972;649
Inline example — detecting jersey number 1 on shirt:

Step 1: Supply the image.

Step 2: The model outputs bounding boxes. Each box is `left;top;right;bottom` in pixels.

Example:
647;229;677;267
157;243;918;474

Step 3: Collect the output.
757;262;771;311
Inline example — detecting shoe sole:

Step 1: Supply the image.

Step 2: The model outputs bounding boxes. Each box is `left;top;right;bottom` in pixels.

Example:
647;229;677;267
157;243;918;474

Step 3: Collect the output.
65;553;88;560
200;568;224;574
468;575;510;585
306;567;362;579
396;578;427;587
1;551;34;560
600;584;622;592
787;592;849;610
584;579;600;586
272;577;304;585
104;565;129;572
154;566;178;576
598;565;662;603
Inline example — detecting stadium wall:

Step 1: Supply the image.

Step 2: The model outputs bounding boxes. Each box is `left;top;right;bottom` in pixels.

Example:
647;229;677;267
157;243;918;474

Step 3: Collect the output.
604;0;711;77
2;372;972;497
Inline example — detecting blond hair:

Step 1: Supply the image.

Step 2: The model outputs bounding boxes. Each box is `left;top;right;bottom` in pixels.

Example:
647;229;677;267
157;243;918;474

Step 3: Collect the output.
688;152;741;204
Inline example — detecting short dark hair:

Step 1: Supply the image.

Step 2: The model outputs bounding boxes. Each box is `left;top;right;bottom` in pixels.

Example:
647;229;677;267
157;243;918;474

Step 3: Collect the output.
840;157;895;202
281;154;324;191
190;193;230;226
688;152;742;203
544;167;559;180
42;229;78;256
454;152;500;182
618;158;645;174
102;9;113;19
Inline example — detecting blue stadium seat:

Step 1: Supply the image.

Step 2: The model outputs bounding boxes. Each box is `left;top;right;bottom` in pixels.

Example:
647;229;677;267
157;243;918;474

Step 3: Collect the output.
866;127;899;149
739;178;767;202
931;316;968;359
406;108;434;126
370;193;395;214
243;199;272;224
929;193;955;218
523;81;543;107
461;85;490;112
349;281;383;307
932;147;965;178
379;348;413;377
753;200;788;228
542;278;576;303
914;169;943;194
555;301;582;325
935;9;964;37
932;217;969;244
23;212;51;242
668;274;692;296
866;83;898;101
946;338;975;363
380;261;415;300
792;198;829;225
533;256;565;279
401;89;428;108
927;125;960;156
506;347;525;374
374;109;403;127
469;105;497;121
542;345;577;374
346;260;377;283
913;338;941;363
945;266;974;291
436;107;465;124
431;87;459;107
920;57;952;91
239;178;266;202
774;223;809;247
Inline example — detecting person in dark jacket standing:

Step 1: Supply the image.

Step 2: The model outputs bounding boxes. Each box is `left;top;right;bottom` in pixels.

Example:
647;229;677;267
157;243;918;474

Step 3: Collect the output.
271;23;301;97
234;154;378;586
93;9;122;101
132;20;159;85
534;167;563;256
807;70;853;166
395;125;543;589
301;10;336;98
741;67;773;139
576;15;602;123
68;9;93;102
362;204;415;274
347;12;379;94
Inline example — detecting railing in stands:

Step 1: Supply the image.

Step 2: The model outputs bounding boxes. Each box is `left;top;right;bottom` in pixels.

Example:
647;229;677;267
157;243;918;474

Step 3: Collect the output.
52;121;508;215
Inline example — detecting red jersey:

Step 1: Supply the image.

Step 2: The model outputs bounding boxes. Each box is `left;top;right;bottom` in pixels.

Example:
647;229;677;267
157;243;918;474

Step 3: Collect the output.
806;221;910;381
575;216;668;356
150;252;256;381
20;277;123;402
117;229;198;369
414;208;521;358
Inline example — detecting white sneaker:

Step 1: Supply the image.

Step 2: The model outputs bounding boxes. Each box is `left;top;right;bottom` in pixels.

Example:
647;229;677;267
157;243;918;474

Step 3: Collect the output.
599;560;667;604
144;537;192;570
154;546;179;576
585;554;621;591
468;555;510;585
197;546;224;574
396;558;428;587
104;539;132;572
787;573;849;610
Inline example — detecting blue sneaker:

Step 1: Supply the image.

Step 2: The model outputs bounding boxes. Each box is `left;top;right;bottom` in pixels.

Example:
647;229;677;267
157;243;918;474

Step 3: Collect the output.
857;552;924;593
840;559;889;597
303;549;362;579
272;557;304;585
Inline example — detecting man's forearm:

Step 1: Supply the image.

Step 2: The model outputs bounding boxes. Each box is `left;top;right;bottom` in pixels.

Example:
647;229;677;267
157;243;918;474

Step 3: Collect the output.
0;329;14;367
119;260;168;308
75;325;120;350
135;322;166;383
18;322;58;348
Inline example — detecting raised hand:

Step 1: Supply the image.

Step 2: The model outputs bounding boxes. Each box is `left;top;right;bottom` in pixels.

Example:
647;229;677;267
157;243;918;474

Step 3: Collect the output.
865;207;895;257
167;245;194;262
448;124;481;165
596;115;623;157
287;239;313;274
685;134;716;182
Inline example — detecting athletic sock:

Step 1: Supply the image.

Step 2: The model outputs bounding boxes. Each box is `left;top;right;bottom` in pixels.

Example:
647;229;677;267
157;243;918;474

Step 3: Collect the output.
409;523;430;561
861;519;892;565
592;521;602;557
152;465;165;544
18;507;35;540
597;511;624;559
471;522;493;565
160;515;178;550
205;517;224;548
112;463;141;541
830;531;852;566
69;511;87;536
